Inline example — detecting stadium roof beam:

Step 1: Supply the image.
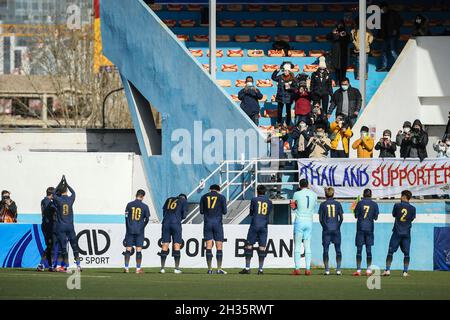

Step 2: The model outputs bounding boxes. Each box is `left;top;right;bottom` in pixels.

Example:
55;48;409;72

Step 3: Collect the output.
209;0;216;79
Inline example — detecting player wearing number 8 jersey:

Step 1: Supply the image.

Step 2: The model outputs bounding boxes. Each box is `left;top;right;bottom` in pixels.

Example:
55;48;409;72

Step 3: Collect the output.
383;190;416;277
291;179;318;275
124;189;150;273
239;185;273;275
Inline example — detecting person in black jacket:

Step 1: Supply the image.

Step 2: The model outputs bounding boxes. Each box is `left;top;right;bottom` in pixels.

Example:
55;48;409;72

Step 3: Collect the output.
376;2;403;72
326;21;351;86
327;78;362;128
238;76;263;125
310;57;333;114
0;190;17;223
411;14;431;37
272;62;297;126
396;120;428;161
375;129;397;158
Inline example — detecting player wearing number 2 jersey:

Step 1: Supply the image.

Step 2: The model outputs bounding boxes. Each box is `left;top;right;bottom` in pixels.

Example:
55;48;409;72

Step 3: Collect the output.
291;179;318;275
123;189;150;274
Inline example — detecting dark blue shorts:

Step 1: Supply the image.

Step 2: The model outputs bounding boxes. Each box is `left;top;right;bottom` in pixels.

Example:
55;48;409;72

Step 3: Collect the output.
203;222;224;242
55;224;77;254
322;230;341;246
355;230;374;247
161;223;182;244
246;225;268;247
124;232;145;248
388;231;411;255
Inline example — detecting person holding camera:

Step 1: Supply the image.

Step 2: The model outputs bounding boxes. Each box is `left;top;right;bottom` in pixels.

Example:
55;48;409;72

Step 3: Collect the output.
329;113;353;158
310;103;328;132
293;79;311;126
291;119;313;159
0;190;17;223
433;138;450;158
375;129;397;158
307;125;332;158
327;78;362;129
326;21;351;86
397;120;428;161
272;62;297;126
310;57;333;114
352;126;375;158
238;76;263;125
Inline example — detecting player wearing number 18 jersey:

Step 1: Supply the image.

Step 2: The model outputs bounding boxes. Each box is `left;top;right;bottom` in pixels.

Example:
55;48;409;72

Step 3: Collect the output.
239;185;273;275
383;190;416;277
124;189;150;273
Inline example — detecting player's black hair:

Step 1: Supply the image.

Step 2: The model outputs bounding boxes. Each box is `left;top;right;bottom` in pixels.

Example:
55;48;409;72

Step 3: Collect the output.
210;184;221;192
363;188;372;198
1;190;9;196
401;190;412;201
245;75;254;82
325;187;335;199
299;179;308;189
257;185;266;196
136;189;146;198
178;193;187;199
46;187;55;196
60;185;68;194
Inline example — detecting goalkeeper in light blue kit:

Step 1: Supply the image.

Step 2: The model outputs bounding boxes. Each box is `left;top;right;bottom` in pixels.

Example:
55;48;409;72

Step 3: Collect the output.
290;179;318;275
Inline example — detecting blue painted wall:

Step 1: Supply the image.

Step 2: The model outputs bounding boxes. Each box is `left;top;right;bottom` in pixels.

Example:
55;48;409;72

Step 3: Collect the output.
101;0;265;218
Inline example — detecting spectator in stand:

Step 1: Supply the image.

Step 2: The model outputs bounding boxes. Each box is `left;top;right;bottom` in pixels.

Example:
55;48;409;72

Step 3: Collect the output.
294;80;311;125
396;120;428;161
238;76;263;125
310;56;333;114
272;62;297;127
351;19;374;80
0;190;17;223
307;125;331;158
310;103;328;132
411;14;431;37
330;113;353;158
375;129;397;158
446;111;450;137
352;126;374;158
291;119;313;159
396;121;412;158
327;21;351;86
433;138;450;158
327;78;362;128
376;2;403;72
272;40;291;57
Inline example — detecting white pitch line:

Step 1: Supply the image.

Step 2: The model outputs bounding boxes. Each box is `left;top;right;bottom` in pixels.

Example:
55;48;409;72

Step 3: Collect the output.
0;274;112;278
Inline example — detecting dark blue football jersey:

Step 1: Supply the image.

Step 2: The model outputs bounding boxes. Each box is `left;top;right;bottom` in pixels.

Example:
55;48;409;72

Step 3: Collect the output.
125;199;150;234
53;186;76;225
199;191;227;224
392;201;416;235
318;199;344;231
162;197;188;224
41;197;57;229
354;198;379;232
249;195;272;228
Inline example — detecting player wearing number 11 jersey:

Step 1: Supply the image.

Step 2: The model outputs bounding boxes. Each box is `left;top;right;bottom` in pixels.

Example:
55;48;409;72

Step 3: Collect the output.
124;189;150;273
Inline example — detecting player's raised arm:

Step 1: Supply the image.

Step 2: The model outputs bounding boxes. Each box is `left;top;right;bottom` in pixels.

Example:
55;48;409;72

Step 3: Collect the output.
67;185;76;202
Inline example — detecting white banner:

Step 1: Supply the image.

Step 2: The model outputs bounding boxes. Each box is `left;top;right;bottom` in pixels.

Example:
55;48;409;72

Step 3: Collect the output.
298;158;450;198
70;224;299;269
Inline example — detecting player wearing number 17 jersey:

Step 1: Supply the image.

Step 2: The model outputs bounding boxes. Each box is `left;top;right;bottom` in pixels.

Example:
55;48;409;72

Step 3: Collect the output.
291;179;318;275
124;189;150;274
383;190;416;277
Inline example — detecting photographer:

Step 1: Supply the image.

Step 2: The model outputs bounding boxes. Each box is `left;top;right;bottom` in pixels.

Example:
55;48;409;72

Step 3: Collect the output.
329;113;353;158
327;78;362;128
397;120;428;161
396;121;412;158
433;138;449;158
291;119;313;159
307;125;331;158
238;76;263;125
0;190;17;223
310;57;333;114
310;103;328;132
375;129;397;158
352;126;375;158
272;62;297;126
326;21;351;86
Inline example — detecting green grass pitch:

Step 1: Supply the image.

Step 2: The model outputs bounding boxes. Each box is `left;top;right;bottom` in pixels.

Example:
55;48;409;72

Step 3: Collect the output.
0;268;449;300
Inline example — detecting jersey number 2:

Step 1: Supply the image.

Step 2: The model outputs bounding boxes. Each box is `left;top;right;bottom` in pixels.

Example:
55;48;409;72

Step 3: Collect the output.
400;208;408;222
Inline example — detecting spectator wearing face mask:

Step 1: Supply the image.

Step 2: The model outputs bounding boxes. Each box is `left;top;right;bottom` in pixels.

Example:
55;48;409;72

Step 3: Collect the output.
327;21;351;86
433;138;449;158
327;78;362;128
294;81;311;126
308;125;331;158
0;190;17;223
310;57;333;114
291;119;313;159
396;121;412;158
272;62;297;126
238;76;263;125
397;120;428;161
310;102;328;132
375;129;397;158
411;14;431;37
352;126;374;158
329;114;353;158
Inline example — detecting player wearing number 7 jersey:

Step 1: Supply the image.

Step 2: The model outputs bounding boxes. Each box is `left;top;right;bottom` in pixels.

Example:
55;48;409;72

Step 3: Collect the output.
124;189;150;273
291;179;318;275
383;190;416;277
239;185;273;275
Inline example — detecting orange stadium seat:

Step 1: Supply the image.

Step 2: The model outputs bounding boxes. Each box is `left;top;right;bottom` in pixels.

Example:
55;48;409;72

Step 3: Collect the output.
207;50;224;57
309;50;325;57
288;4;304;12
430;4;444;11
275;35;291;42
288;50;306;57
315;35;328;42
295;35;313;42
264;109;278;118
399;34;411;41
322;19;337;28
163;19;177;27
248;4;263;11
202;64;217;72
227;4;243;11
242;64;258;72
262;64;278;72
409;4;425;12
189;49;203;57
429;20;441;27
240;20;257;27
180;19;196;27
167;4;183;11
346;65;355;72
268;50;285;57
390;4;405;11
227;49;244;57
248;49;265;57
307;4;324;12
193;35;209;42
230;94;240;102
257;79;274;87
281;20;298;28
303;64;319;72
235;79;247;87
216;5;224;11
219;19;237;27
260;20;277;27
235;35;251;42
403;20;414;27
222;64;239;72
187;4;202;11
255;35;272;42
149;4;163;11
217;35;231;42
328;4;344;12
217;79;232;87
268;5;283;12
292;64;300;72
177;35;189;42
371;49;382;57
301;20;318;27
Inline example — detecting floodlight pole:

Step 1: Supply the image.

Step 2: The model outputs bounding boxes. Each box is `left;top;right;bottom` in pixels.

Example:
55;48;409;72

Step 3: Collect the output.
359;0;367;109
209;0;216;79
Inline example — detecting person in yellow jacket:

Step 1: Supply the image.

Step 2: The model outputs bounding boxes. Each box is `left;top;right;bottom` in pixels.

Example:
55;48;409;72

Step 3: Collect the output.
330;114;353;158
351;19;374;80
352;126;375;158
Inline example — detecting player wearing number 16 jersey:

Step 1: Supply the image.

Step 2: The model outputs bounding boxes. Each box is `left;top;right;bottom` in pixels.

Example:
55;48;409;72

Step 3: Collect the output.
239;185;273;275
124;189;150;274
383;190;416;277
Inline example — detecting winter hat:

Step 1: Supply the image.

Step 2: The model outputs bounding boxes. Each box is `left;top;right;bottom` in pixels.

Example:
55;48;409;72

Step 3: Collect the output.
402;121;411;128
319;56;327;69
383;129;392;137
412;119;423;128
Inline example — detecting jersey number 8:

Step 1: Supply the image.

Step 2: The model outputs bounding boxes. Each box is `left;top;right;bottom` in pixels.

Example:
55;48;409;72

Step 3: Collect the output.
131;207;142;221
63;204;69;216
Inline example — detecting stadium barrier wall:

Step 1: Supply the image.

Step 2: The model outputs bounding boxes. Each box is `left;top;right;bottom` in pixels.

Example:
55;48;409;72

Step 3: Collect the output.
1;223;448;271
